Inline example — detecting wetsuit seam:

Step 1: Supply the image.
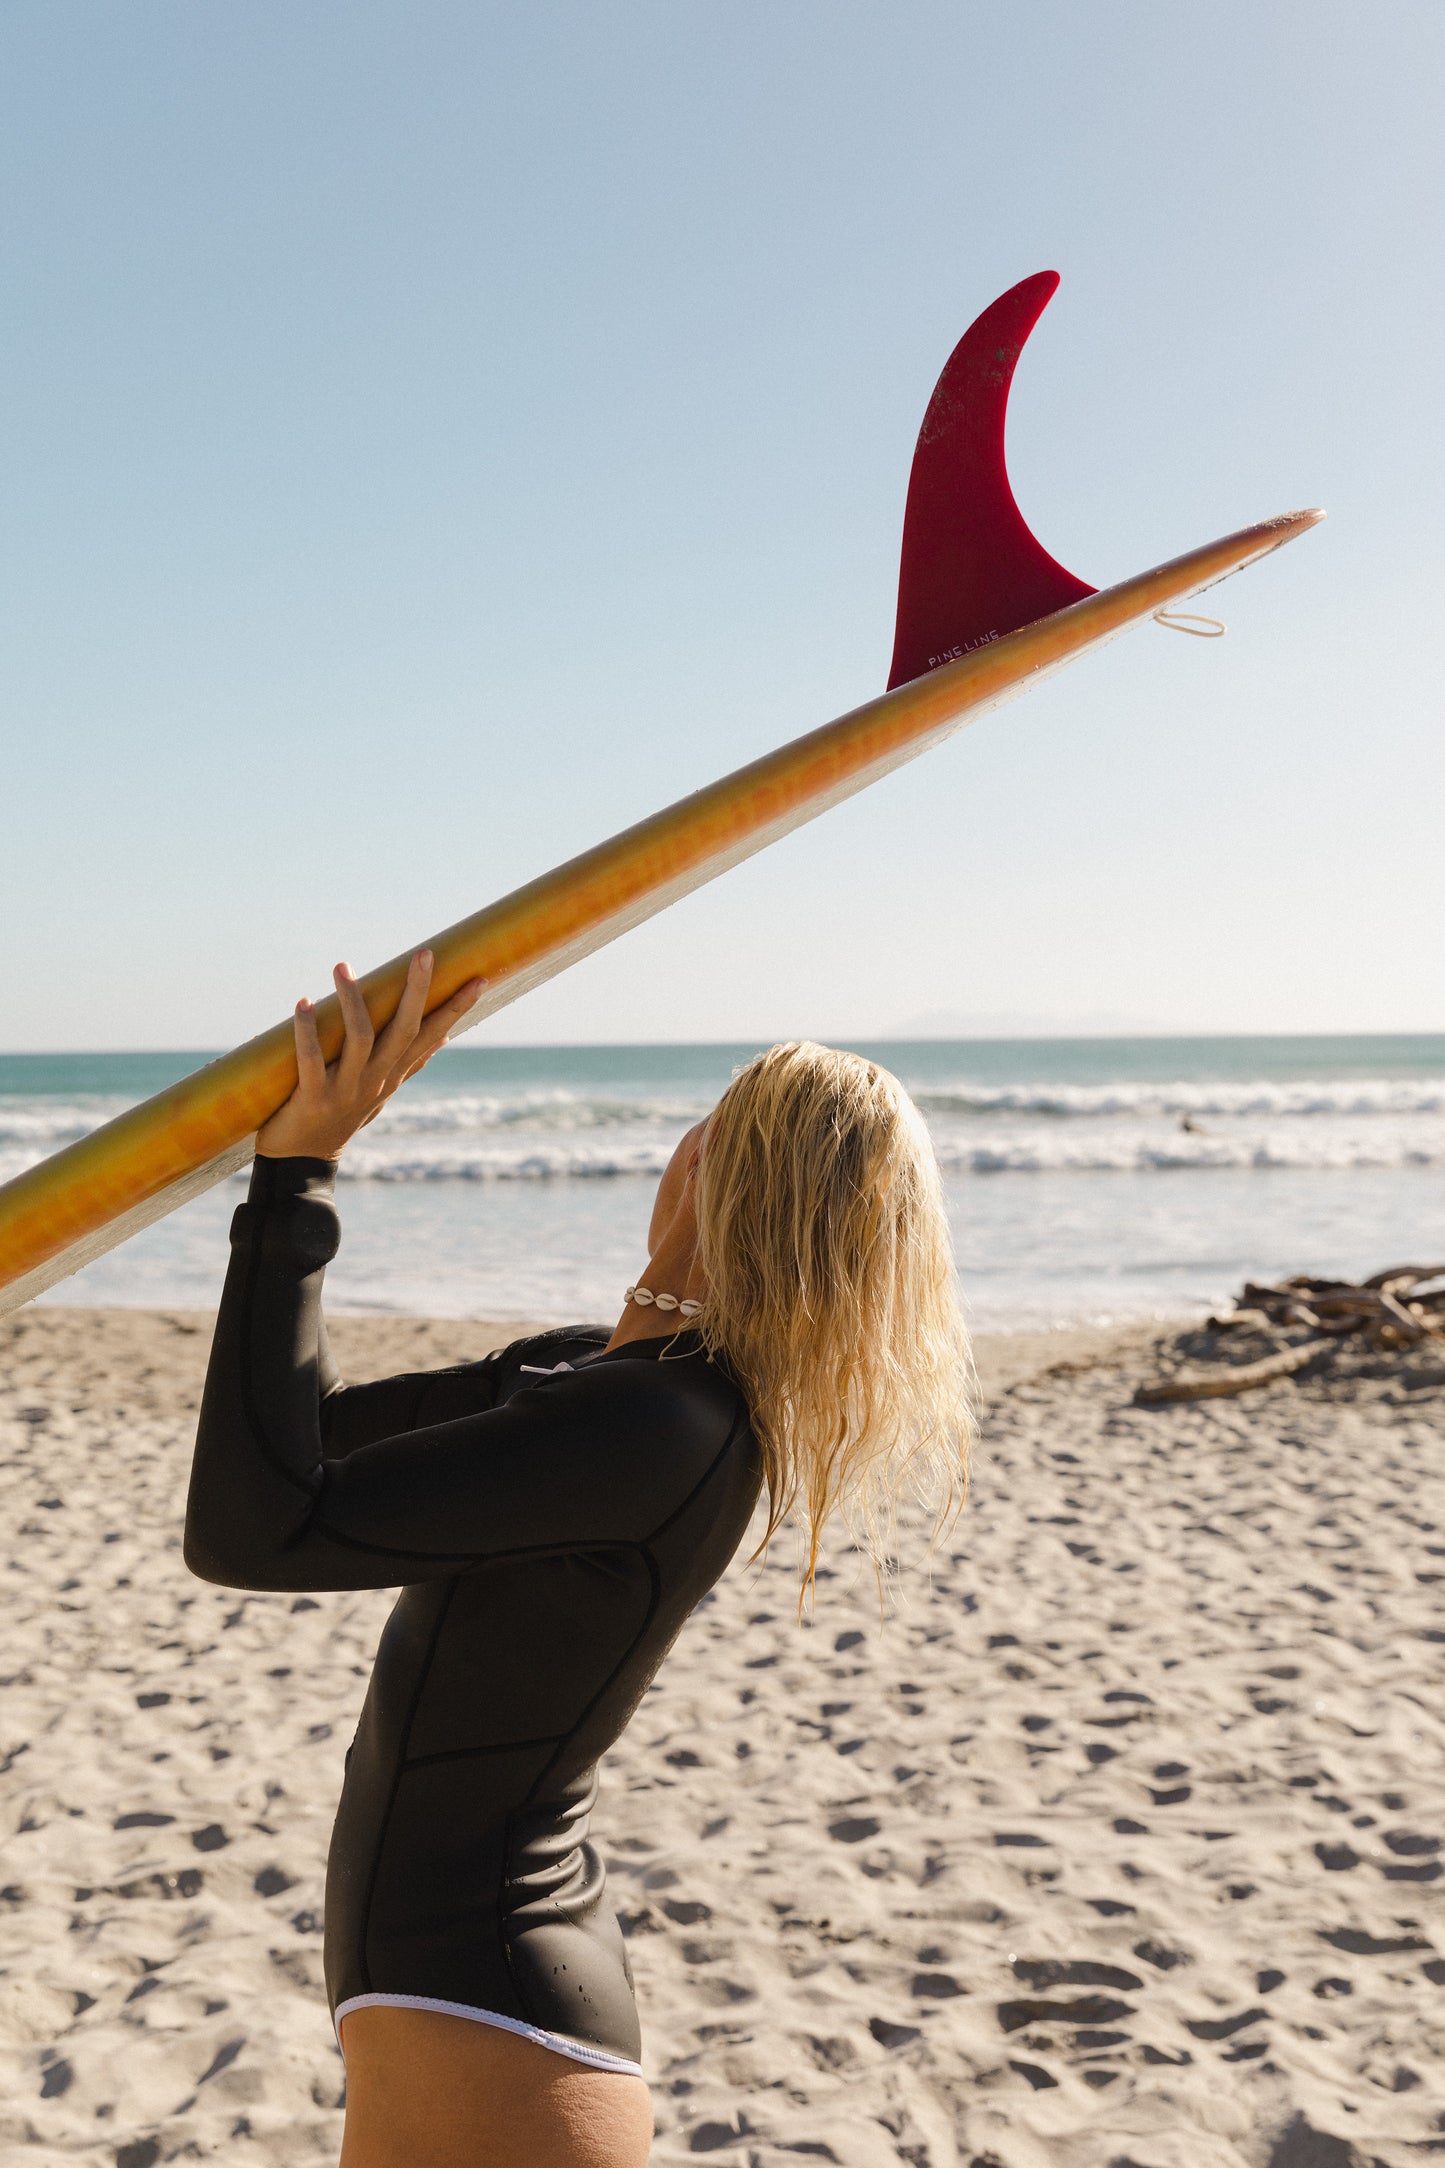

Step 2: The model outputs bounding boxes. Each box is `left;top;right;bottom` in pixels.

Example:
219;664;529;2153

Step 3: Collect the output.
304;1521;647;1569
642;1403;751;1547
496;1421;744;1896
402;1735;565;1771
236;1196;325;1508
500;1545;663;2032
521;1547;664;1812
357;1576;458;1996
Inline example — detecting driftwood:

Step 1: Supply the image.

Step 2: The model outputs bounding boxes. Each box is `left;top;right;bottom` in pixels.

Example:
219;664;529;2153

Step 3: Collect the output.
1217;1265;1445;1346
1135;1337;1335;1406
1136;1265;1445;1406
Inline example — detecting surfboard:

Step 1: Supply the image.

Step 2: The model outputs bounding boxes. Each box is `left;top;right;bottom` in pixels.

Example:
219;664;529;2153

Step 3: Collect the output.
0;273;1323;1312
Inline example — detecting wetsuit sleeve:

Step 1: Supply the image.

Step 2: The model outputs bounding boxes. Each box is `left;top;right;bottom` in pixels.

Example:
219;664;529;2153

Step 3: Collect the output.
185;1158;727;1594
186;1154;343;1580
318;1356;507;1459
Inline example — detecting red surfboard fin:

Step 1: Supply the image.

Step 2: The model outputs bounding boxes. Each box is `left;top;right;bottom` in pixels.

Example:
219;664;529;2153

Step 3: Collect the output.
887;270;1096;690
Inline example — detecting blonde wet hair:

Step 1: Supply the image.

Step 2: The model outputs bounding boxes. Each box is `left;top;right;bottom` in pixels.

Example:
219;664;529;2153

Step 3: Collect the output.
692;1041;975;1601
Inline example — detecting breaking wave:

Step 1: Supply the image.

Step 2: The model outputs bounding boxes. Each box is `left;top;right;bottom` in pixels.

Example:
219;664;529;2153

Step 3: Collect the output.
913;1079;1445;1119
333;1127;1445;1180
3;1077;1443;1187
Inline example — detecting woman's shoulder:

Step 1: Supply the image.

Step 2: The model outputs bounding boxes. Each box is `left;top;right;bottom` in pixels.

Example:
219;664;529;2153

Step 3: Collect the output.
380;1325;611;1433
513;1332;747;1430
488;1323;613;1379
566;1340;753;1462
481;1339;758;1535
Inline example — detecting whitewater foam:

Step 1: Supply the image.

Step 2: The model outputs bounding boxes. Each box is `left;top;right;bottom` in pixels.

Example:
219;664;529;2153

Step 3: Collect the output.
4;1076;1444;1188
915;1078;1445;1119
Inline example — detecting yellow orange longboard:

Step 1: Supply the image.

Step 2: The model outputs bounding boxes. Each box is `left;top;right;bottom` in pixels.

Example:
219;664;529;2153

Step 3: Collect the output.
0;275;1323;1313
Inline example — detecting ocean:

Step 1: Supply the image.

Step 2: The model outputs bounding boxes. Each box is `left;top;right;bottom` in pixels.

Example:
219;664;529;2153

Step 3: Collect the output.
3;1036;1442;1331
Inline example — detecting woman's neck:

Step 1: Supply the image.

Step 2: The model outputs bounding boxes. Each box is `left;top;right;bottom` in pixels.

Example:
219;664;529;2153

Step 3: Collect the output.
604;1236;706;1352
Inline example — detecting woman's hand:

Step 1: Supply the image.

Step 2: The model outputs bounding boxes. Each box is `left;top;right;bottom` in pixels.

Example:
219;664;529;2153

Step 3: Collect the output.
255;950;485;1162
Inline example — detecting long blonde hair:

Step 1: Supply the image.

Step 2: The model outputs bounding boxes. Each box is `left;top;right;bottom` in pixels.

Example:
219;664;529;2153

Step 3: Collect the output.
692;1042;975;1600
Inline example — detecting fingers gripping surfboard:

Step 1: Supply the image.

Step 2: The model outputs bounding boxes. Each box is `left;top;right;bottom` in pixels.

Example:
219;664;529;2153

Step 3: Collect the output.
0;274;1323;1312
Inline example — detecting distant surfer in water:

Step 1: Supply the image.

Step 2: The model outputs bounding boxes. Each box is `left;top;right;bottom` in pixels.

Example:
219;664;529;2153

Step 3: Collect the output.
186;948;973;2168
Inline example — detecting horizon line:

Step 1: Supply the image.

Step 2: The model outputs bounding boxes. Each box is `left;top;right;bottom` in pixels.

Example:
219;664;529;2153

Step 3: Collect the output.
3;1025;1443;1060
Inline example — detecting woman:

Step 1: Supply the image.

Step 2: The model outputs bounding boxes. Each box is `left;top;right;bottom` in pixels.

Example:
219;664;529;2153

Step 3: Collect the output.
185;949;974;2168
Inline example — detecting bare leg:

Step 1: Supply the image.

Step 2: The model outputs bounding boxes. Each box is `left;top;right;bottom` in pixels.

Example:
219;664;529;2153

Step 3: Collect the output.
337;2006;653;2168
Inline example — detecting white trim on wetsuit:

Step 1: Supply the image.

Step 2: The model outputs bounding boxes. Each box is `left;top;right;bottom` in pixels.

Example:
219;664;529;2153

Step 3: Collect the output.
334;1992;644;2076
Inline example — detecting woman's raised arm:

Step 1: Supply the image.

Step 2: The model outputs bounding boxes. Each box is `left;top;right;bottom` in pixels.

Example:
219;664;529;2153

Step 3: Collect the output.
183;1151;705;1592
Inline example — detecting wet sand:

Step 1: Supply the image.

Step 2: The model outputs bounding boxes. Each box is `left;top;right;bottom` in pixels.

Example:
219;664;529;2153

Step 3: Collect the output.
1;1306;1441;2166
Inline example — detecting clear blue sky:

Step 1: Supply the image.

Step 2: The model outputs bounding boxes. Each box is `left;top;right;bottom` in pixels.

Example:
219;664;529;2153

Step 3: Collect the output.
2;1;1440;1049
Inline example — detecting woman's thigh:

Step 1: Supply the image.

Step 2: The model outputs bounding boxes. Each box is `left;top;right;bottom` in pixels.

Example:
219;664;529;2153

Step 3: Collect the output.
338;2006;653;2168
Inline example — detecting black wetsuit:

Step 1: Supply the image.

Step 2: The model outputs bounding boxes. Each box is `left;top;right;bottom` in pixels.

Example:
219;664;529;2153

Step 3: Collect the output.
185;1157;760;2073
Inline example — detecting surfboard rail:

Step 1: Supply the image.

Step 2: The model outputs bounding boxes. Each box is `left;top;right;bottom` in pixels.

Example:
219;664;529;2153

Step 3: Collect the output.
0;506;1323;1313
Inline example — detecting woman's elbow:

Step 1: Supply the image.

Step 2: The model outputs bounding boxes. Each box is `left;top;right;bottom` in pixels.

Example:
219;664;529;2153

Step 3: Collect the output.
182;1508;280;1590
182;1516;243;1586
182;1516;321;1594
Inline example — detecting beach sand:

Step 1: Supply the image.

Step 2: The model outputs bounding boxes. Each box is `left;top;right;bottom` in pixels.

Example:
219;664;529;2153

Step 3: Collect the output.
1;1306;1441;2167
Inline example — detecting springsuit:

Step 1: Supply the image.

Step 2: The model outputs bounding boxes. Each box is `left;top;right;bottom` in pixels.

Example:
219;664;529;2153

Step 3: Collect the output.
185;1156;761;2075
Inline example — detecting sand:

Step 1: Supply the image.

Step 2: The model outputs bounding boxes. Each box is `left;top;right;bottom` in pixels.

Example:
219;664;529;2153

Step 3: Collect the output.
1;1305;1442;2168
